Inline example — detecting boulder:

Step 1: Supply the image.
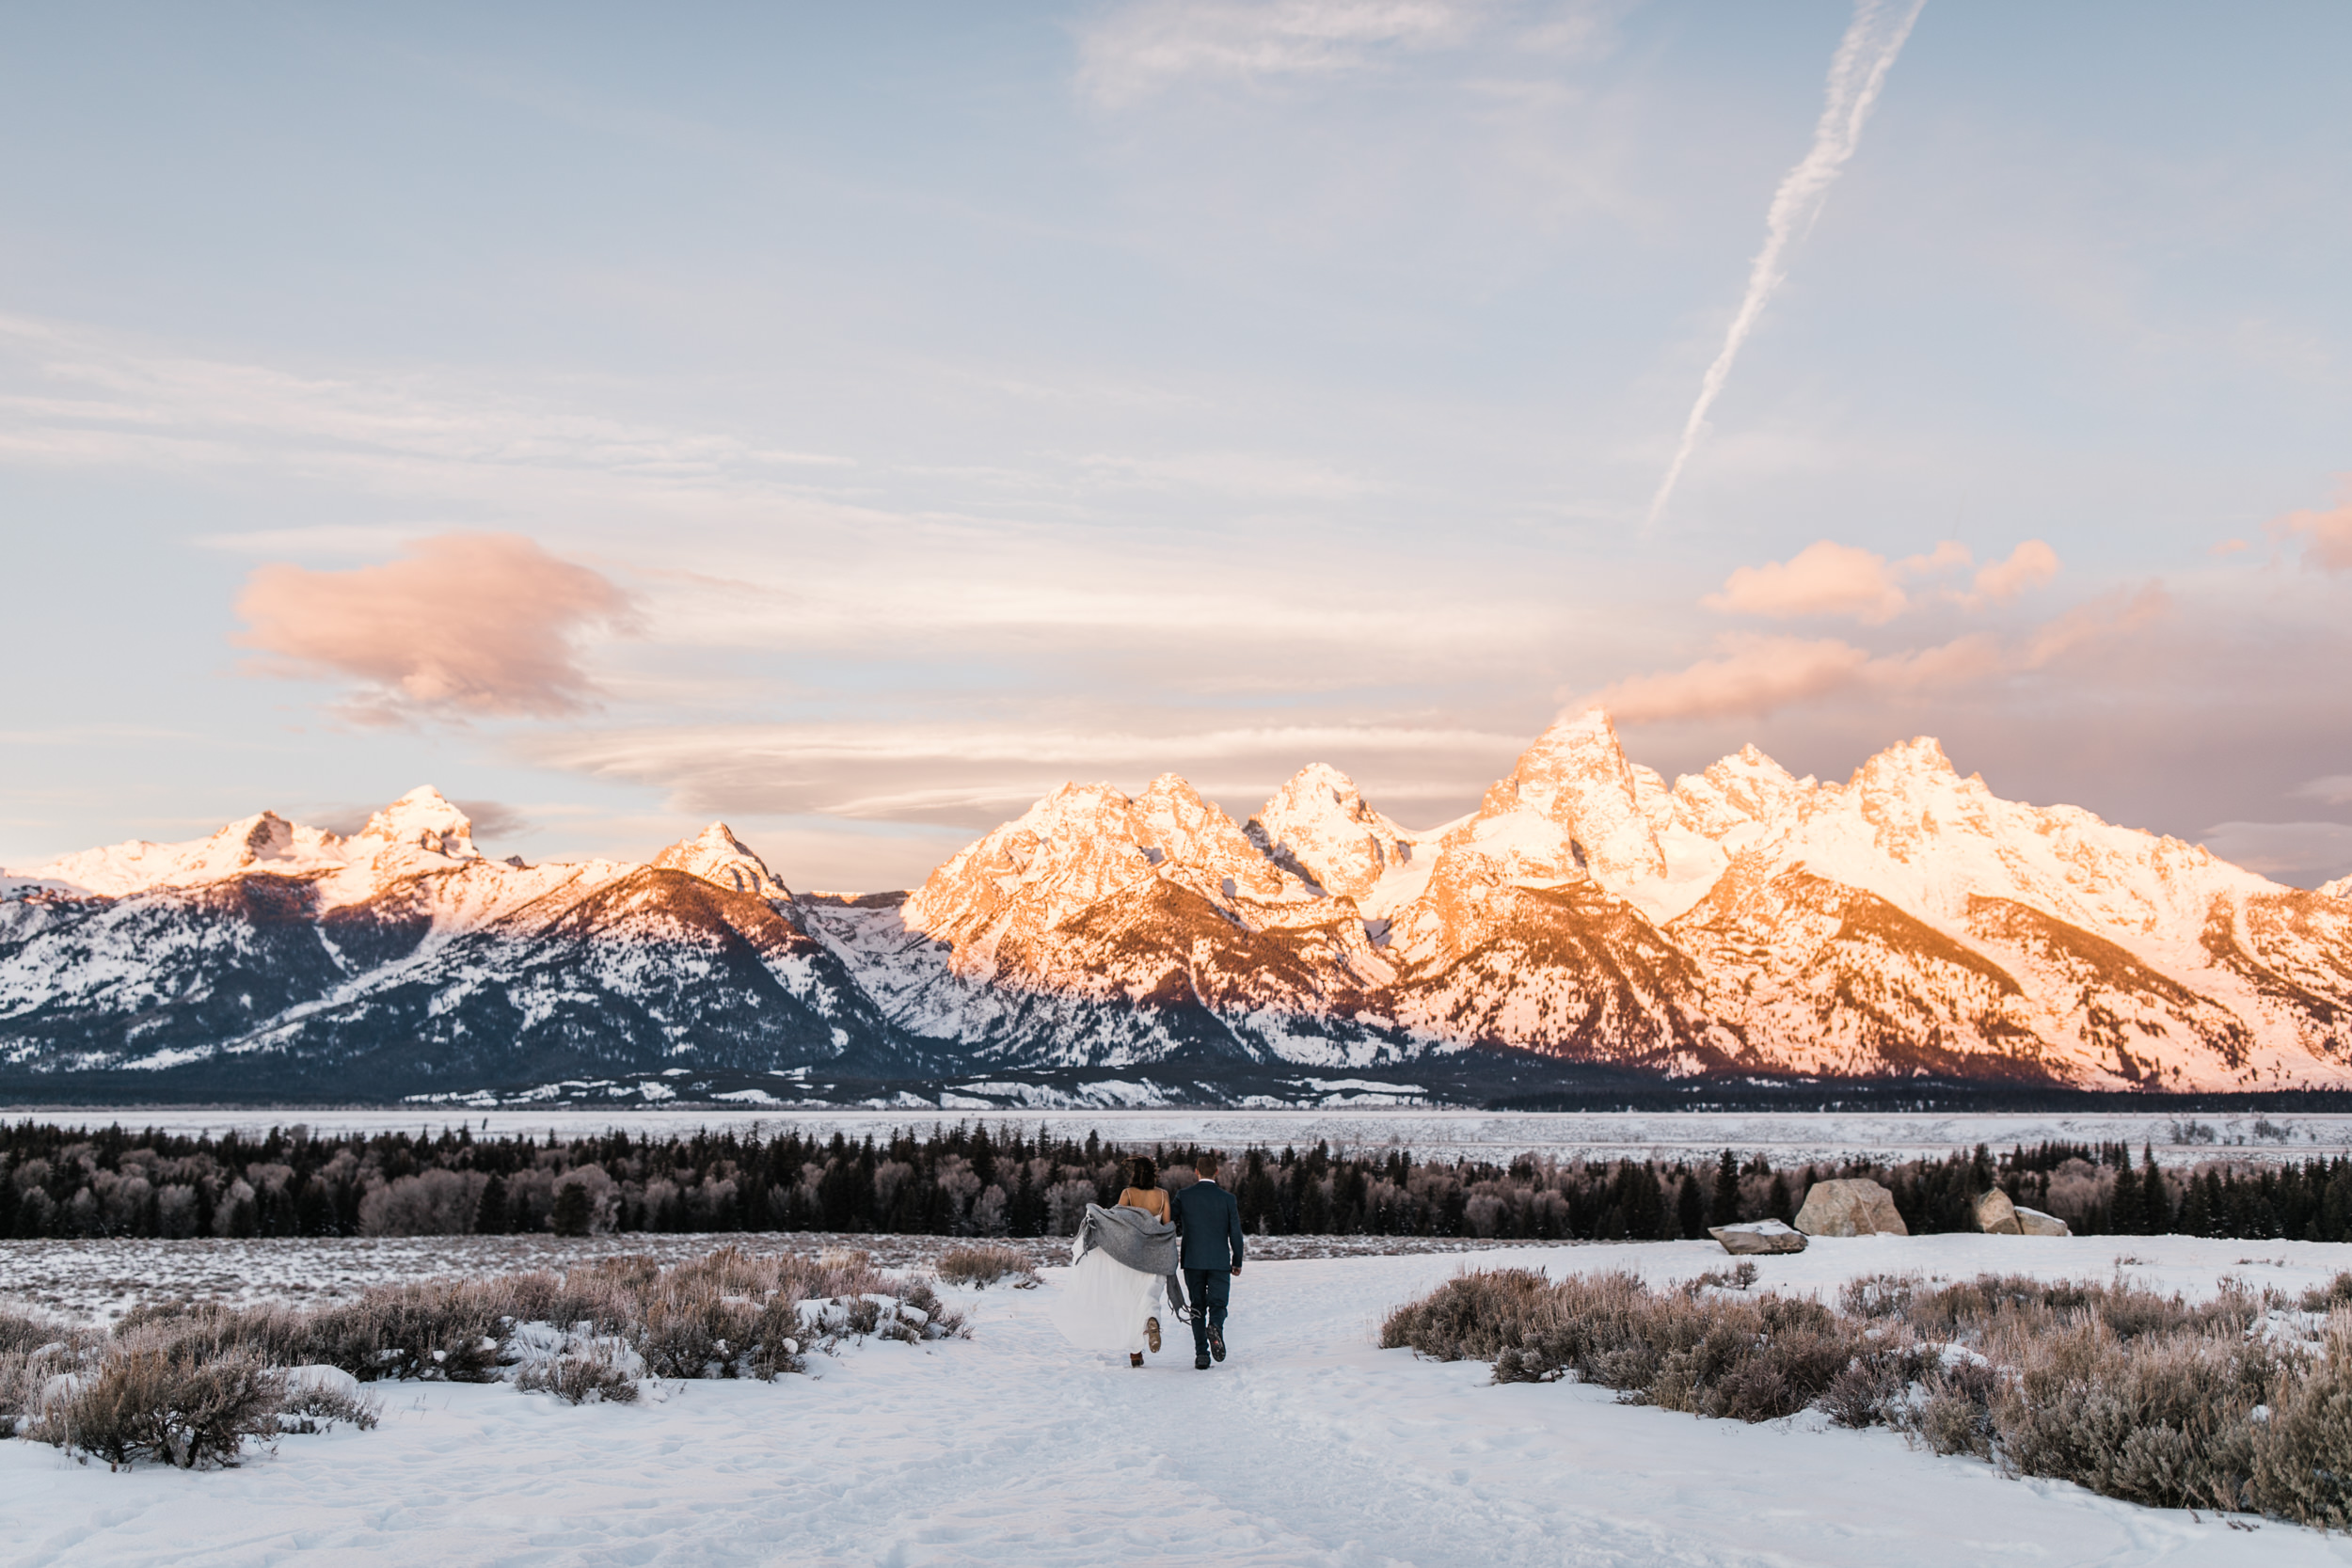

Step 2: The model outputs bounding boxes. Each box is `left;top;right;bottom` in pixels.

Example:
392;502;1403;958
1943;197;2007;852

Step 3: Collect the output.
2014;1205;2071;1237
1973;1188;2024;1235
1708;1218;1808;1255
1792;1179;1908;1238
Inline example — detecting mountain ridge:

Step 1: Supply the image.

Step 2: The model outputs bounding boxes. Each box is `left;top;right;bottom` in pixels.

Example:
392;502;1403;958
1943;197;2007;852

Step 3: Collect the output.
6;713;2349;1102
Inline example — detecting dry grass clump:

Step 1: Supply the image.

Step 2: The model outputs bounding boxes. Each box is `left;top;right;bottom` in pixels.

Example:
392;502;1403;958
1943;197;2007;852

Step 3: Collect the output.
935;1243;1039;1290
2301;1271;2352;1313
1381;1265;2352;1529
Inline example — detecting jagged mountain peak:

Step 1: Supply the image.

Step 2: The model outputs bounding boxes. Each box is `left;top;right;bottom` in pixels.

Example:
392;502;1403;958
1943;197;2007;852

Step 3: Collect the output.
1133;774;1281;896
652;822;794;901
1459;705;1667;889
1851;736;1962;789
1671;744;1811;844
1248;763;1414;900
353;785;478;860
2321;873;2352;902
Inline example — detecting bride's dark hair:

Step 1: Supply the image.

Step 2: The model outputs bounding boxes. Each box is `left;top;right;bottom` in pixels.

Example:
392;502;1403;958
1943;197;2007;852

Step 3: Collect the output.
1127;1154;1158;1190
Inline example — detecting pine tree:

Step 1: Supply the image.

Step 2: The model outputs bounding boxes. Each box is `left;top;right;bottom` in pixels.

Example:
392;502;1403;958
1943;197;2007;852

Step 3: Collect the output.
1676;1173;1704;1239
476;1174;509;1236
1713;1150;1740;1226
2111;1153;2142;1237
551;1181;592;1237
1766;1173;1792;1224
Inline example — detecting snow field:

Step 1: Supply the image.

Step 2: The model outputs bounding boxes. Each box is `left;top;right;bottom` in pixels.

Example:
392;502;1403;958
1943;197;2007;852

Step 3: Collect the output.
34;1106;2352;1168
7;1233;2352;1565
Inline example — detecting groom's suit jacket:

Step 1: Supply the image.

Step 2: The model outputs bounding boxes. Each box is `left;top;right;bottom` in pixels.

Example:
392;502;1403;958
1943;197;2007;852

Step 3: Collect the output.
1172;1178;1246;1272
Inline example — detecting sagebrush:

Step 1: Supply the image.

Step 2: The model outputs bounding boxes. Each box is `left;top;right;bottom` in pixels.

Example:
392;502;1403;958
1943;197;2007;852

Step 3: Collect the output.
4;1245;966;1469
1382;1265;2352;1529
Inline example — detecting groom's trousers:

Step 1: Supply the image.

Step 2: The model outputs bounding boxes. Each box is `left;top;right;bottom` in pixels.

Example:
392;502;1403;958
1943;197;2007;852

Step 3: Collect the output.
1183;1268;1230;1351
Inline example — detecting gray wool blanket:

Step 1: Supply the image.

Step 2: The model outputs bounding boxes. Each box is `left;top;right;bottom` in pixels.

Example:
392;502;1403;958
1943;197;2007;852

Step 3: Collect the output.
1073;1202;1186;1315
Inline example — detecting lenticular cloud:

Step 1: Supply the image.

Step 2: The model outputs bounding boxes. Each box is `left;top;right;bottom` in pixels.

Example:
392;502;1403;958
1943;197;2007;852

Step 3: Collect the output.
1645;0;1926;529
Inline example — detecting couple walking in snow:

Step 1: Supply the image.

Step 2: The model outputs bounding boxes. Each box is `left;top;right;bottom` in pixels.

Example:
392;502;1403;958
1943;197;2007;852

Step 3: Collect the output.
1049;1151;1245;1370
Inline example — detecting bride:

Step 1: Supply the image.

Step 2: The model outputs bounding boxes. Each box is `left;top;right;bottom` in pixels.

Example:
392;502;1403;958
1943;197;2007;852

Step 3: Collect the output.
1047;1155;1184;1367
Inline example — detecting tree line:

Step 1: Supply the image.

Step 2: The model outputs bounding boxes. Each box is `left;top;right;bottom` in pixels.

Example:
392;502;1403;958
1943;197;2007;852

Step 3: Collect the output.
3;1119;2344;1244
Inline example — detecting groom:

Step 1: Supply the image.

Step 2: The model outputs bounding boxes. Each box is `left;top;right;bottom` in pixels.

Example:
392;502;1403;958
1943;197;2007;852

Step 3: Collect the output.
1172;1151;1245;1370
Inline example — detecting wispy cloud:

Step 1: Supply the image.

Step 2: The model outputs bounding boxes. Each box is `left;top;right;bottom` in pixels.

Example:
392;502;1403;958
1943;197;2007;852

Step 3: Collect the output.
519;717;1533;830
1645;0;1926;528
1075;0;1490;107
2271;479;2352;573
0;313;852;497
2296;775;2352;807
1575;584;2166;725
2194;820;2352;887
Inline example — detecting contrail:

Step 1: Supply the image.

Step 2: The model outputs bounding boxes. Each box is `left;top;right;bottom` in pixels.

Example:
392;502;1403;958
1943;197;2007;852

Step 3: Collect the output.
1645;0;1926;530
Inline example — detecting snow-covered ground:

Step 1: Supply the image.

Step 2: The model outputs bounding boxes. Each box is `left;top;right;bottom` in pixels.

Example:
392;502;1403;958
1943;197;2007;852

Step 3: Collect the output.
0;1231;1552;1324
7;1233;2351;1564
28;1105;2347;1167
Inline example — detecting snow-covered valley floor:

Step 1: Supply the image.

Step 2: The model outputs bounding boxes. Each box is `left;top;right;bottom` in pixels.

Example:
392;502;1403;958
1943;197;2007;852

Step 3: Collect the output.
8;1233;2352;1565
33;1105;2345;1169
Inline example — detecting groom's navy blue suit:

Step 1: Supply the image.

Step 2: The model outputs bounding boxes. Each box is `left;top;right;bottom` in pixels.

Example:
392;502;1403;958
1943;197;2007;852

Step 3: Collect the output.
1172;1177;1245;1358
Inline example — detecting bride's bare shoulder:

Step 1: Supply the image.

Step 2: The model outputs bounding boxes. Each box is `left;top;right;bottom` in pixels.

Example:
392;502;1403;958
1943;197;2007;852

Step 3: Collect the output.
1119;1185;1171;1218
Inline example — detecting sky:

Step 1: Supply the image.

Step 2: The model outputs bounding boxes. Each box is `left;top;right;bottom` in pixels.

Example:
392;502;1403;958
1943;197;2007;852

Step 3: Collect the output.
4;0;2351;891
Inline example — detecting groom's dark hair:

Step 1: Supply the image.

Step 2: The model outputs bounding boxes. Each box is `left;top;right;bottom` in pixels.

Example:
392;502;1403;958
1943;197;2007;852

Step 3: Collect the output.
1194;1150;1221;1176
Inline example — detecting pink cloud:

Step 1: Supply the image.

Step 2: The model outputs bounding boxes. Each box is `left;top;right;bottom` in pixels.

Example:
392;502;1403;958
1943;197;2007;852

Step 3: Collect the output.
233;533;637;721
1702;536;2059;624
1575;584;2166;725
1571;635;1873;724
1701;541;1909;624
1969;539;2060;602
2272;482;2352;573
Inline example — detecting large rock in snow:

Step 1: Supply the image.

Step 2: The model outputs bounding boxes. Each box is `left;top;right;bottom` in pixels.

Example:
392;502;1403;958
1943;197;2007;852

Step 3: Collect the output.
1708;1219;1808;1255
2014;1206;2071;1237
1973;1188;2024;1234
1793;1179;1908;1237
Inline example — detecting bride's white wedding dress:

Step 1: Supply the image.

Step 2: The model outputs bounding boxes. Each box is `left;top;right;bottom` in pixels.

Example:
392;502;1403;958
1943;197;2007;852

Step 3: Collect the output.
1047;1242;1165;1353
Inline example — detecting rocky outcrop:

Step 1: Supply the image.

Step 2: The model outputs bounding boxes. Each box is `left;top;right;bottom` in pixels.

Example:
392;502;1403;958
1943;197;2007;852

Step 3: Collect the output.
1793;1179;1908;1238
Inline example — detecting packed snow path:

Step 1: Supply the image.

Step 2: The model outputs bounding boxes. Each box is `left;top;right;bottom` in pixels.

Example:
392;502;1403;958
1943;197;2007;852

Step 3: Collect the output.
7;1237;2350;1565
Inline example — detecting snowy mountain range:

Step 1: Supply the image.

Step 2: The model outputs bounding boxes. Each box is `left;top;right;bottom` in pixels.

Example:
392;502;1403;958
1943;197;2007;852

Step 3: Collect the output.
6;710;2350;1105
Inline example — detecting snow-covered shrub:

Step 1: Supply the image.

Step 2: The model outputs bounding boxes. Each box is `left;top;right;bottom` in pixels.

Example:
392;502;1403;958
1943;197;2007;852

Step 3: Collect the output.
935;1243;1037;1290
32;1346;280;1469
2253;1326;2352;1527
515;1339;642;1404
1979;1320;2272;1511
1382;1266;2352;1528
1374;1269;1872;1429
275;1365;381;1433
300;1284;505;1382
1382;1268;1877;1422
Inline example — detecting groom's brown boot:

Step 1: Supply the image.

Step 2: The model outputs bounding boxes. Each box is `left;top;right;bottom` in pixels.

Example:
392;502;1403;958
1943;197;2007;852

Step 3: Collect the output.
1146;1316;1162;1353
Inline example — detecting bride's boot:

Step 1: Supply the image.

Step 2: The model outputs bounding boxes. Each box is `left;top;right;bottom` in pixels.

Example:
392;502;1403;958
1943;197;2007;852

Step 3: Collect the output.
1146;1316;1162;1353
1129;1352;1145;1368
